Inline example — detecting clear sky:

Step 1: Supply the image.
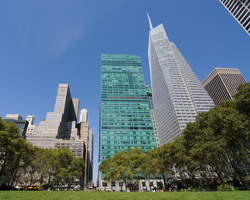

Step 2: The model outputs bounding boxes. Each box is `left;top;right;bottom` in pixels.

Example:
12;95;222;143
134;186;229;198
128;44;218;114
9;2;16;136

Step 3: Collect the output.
0;0;249;186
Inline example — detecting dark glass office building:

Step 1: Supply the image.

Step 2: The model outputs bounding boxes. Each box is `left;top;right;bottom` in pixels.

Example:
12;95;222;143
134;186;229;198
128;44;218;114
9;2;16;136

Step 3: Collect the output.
3;118;28;138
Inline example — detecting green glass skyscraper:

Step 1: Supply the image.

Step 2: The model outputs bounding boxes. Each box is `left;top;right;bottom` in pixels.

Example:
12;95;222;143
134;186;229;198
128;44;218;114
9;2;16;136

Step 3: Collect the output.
99;54;156;187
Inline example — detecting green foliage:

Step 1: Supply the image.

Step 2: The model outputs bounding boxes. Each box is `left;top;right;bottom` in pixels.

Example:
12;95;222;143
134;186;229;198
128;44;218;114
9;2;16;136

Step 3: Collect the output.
0;118;32;186
233;83;250;118
99;148;153;190
217;184;231;191
98;83;250;190
0;118;85;188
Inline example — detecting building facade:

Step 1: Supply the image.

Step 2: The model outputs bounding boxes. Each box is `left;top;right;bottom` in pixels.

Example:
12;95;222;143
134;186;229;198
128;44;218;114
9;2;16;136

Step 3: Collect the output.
27;84;79;148
54;139;85;158
148;17;214;145
26;83;93;188
4;114;28;138
26;115;36;135
219;0;250;36
5;114;22;120
78;121;94;187
99;54;157;187
80;109;88;122
87;129;94;187
146;86;160;147
26;115;34;125
202;68;246;105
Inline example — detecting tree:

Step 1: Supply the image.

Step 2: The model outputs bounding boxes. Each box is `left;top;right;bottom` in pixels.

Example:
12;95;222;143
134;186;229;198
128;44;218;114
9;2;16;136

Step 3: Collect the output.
147;145;171;190
51;147;74;187
68;157;85;189
181;104;249;184
32;148;55;186
234;83;250;119
99;84;250;190
9;140;36;187
0;118;26;187
0;119;19;181
99;148;151;191
0;118;85;189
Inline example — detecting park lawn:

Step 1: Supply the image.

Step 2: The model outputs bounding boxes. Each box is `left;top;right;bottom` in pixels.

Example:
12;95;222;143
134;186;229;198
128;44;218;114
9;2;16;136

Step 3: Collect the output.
0;191;249;200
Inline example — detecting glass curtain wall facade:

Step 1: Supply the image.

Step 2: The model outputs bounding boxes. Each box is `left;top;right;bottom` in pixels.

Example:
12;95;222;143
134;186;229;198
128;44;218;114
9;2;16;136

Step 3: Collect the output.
3;117;28;138
99;54;156;168
148;22;214;145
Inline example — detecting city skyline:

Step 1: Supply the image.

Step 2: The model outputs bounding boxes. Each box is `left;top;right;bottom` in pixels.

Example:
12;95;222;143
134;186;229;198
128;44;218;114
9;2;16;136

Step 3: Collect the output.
0;1;249;186
26;83;93;187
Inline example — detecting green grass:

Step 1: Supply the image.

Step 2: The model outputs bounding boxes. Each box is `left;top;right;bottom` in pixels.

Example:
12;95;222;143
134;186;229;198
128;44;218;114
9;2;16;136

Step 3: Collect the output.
0;191;249;200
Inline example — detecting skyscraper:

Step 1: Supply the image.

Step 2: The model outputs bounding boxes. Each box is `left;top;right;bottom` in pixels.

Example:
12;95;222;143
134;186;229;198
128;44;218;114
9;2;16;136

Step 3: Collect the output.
202;68;246;105
88;129;94;186
80;109;88;122
219;0;250;36
79;121;92;186
26;83;93;188
27;84;79;148
99;54;157;186
26;115;36;135
26;115;34;125
148;15;214;145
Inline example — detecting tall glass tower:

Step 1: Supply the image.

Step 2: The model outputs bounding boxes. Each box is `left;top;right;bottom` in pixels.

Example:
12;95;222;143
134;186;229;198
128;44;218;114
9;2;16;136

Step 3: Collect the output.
148;16;214;145
99;54;157;182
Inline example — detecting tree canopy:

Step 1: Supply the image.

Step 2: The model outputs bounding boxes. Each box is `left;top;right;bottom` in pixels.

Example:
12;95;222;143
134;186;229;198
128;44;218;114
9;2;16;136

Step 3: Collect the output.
99;83;250;190
0;118;85;189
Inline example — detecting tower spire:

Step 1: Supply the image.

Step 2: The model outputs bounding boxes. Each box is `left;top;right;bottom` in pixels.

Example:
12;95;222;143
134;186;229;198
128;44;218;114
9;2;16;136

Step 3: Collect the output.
147;13;153;30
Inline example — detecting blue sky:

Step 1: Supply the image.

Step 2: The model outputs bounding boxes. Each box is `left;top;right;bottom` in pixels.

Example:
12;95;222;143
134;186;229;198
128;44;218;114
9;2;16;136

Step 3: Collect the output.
0;0;249;185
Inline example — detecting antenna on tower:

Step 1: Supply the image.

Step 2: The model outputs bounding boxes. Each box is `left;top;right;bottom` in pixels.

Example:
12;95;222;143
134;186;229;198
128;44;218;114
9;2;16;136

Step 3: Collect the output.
147;13;153;30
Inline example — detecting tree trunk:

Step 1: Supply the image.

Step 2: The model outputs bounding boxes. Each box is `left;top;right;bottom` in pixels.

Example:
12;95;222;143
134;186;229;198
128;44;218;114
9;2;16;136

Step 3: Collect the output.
40;174;44;186
68;182;71;190
231;161;245;182
215;170;224;183
147;174;151;191
124;178;127;192
9;156;21;187
0;158;7;178
162;173;167;191
47;175;51;185
29;170;34;186
9;167;18;187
